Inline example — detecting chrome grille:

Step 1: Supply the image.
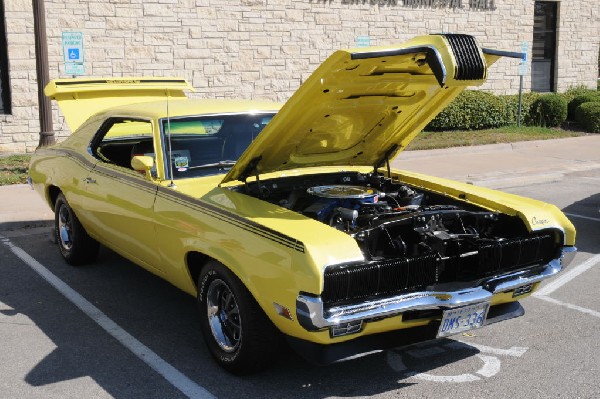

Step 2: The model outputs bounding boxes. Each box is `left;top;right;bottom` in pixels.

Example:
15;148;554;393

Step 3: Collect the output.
322;234;557;306
476;234;556;274
323;255;438;305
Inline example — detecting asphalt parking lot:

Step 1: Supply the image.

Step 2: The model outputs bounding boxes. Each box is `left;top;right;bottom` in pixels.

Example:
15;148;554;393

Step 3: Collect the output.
1;138;599;398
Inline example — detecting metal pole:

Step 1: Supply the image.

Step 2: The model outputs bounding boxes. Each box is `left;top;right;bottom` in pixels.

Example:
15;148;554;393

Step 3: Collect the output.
517;75;523;127
33;0;54;147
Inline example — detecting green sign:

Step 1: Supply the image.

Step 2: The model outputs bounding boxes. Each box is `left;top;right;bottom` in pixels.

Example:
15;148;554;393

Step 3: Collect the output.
62;32;85;76
355;36;371;47
65;63;85;76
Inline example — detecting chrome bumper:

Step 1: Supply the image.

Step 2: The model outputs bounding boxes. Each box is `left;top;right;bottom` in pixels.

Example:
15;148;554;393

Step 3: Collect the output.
296;246;576;331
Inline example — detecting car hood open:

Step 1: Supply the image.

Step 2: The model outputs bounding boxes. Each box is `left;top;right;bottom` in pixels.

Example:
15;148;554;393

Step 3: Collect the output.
222;34;518;184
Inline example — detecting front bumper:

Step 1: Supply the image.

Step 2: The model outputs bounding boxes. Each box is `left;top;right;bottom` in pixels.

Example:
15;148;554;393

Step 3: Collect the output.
288;301;525;365
296;246;576;331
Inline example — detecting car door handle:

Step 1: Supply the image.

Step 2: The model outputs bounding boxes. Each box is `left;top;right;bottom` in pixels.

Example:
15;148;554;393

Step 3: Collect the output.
83;177;96;184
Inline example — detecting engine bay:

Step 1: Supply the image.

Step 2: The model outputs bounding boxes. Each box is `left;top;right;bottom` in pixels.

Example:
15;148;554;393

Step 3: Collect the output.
234;171;559;265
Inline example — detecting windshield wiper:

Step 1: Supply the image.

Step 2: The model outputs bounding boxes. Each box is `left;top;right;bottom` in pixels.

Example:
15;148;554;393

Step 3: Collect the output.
188;160;236;170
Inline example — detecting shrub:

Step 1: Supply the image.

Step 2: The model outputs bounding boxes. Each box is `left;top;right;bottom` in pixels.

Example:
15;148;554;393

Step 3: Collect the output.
567;93;600;121
530;93;568;127
563;85;597;103
500;92;541;125
574;102;600;133
427;90;508;131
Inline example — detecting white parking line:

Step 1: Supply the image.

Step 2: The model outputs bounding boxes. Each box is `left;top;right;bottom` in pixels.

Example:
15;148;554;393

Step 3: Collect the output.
534;254;600;297
532;254;600;319
0;235;216;399
535;295;600;319
564;212;600;223
387;341;526;382
475;355;501;378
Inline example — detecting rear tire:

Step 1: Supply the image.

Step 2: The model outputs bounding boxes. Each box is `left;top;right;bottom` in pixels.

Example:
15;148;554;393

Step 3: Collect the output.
54;193;99;265
197;260;281;374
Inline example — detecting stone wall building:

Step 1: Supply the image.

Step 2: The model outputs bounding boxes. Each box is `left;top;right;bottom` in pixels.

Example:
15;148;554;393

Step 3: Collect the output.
0;0;598;153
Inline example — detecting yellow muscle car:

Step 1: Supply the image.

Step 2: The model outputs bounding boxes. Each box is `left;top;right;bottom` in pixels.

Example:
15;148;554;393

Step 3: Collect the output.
29;34;576;374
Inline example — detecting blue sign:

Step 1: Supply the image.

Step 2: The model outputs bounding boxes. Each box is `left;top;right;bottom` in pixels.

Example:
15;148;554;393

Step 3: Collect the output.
62;32;84;64
518;41;529;76
520;41;529;62
67;48;80;60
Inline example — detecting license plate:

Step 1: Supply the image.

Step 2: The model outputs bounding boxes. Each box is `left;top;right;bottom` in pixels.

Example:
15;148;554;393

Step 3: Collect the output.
437;302;490;338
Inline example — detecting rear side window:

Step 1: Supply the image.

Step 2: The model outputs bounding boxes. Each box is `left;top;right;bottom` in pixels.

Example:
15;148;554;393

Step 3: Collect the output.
91;118;154;171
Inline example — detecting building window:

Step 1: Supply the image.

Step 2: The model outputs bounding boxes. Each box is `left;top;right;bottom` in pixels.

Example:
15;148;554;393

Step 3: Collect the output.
0;0;10;114
532;1;558;92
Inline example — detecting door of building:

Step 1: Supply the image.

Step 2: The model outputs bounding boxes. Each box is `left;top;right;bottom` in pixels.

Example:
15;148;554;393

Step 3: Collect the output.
532;1;558;92
0;0;10;114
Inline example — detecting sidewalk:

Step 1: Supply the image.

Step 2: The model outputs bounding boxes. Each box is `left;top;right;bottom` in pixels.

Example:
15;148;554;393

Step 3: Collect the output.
1;135;600;232
0;183;54;233
393;135;600;189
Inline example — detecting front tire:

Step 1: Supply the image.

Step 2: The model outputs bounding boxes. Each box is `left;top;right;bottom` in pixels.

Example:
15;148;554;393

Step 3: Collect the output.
54;193;99;265
197;261;281;374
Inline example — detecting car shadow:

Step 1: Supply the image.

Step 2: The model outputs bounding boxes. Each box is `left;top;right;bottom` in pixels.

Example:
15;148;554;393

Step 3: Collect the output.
2;230;486;398
562;192;600;254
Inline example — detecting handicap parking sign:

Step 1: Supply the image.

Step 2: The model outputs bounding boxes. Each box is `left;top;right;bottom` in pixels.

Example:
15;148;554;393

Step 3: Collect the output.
68;48;80;60
62;32;84;64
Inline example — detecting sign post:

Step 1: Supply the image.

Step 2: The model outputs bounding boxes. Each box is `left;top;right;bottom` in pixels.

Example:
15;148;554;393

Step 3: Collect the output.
62;32;85;77
517;41;529;127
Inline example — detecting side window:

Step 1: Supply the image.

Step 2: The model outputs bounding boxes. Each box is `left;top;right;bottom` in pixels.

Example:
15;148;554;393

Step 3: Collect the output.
92;118;154;170
0;0;11;114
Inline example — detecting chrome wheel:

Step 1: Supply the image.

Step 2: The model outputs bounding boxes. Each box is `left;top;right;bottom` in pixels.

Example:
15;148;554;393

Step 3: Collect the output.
198;261;282;374
206;278;241;353
53;193;99;265
57;204;73;251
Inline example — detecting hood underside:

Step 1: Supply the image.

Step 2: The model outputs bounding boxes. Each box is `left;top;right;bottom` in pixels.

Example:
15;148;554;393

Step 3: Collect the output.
223;34;517;183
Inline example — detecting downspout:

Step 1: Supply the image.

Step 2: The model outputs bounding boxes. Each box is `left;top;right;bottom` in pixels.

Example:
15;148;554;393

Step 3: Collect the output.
33;0;54;147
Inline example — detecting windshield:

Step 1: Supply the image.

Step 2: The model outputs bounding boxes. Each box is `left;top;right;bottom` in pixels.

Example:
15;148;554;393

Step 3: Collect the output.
160;112;275;179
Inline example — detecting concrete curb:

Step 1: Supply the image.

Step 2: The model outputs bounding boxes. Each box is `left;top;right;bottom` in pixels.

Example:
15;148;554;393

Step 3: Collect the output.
399;135;598;160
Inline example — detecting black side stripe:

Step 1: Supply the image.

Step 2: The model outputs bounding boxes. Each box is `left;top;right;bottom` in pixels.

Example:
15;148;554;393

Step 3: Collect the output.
45;148;96;170
165;195;304;252
93;165;157;195
157;186;305;253
44;147;305;252
52;149;158;195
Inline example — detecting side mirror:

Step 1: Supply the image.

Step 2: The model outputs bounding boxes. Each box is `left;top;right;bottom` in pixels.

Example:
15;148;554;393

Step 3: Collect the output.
131;155;154;180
